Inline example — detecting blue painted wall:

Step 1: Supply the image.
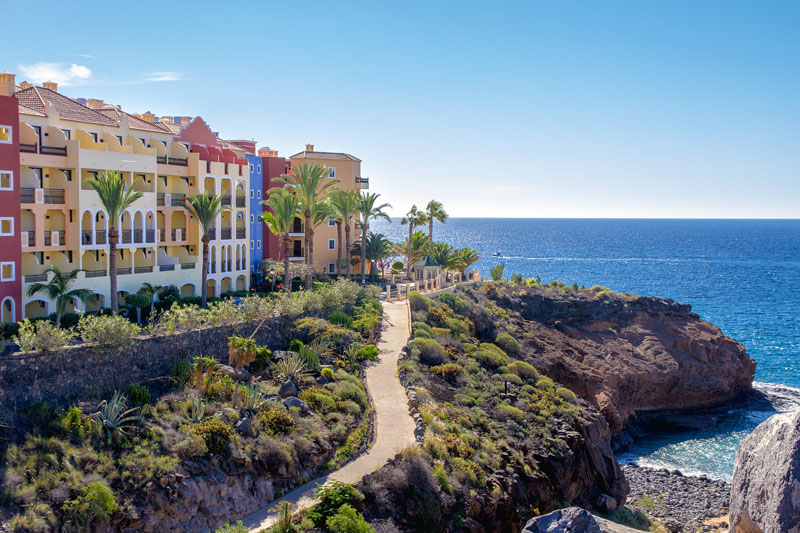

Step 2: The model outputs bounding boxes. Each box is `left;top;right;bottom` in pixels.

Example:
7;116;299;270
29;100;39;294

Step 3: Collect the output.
247;154;264;272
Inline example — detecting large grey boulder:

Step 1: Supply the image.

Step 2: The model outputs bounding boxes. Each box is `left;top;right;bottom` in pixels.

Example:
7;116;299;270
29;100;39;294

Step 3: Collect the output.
522;507;641;533
730;409;800;532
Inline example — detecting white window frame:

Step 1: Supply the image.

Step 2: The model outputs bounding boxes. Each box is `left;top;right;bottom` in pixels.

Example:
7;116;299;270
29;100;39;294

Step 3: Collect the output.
0;170;12;191
0;125;12;144
59;128;71;140
89;132;99;142
0;217;13;236
328;166;336;178
328;262;336;273
328;217;335;227
328;239;336;250
257;240;261;249
0;262;14;282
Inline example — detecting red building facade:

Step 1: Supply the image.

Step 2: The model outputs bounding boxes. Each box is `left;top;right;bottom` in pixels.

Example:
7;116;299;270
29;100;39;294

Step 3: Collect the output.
0;85;22;322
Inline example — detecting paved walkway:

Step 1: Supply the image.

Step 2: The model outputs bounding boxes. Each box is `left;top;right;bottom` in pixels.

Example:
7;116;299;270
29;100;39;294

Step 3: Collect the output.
242;301;416;531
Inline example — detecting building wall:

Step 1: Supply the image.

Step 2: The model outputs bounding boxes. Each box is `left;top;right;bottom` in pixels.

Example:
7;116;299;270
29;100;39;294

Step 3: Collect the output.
0;96;21;322
261;155;288;262
247;154;263;272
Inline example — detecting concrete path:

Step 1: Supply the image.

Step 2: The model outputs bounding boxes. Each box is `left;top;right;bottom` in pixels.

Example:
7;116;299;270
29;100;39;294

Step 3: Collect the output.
242;301;415;531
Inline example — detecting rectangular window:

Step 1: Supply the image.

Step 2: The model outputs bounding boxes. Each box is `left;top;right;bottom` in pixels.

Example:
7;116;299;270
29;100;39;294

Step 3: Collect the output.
249;164;254;173
250;189;254;198
0;262;14;281
251;240;254;249
328;167;336;178
257;165;261;173
328;239;336;250
0;125;11;143
328;217;335;226
115;135;123;145
0;218;13;236
328;262;336;273
250;215;255;223
139;137;146;146
0;171;12;191
89;132;98;142
62;169;72;182
257;240;261;249
256;191;261;199
60;128;71;140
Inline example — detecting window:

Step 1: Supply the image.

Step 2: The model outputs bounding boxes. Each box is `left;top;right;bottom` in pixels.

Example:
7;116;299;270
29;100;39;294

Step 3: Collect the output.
257;240;261;249
89;132;98;142
0;125;11;143
256;191;261;199
138;137;146;146
328;239;336;250
0;171;12;190
250;189;254;198
257;165;261;173
0;262;14;281
251;240;254;249
328;217;335;226
249;164;254;173
62;169;72;182
60;128;71;140
115;135;123;145
250;215;255;224
328;167;336;178
328;262;336;273
0;218;13;236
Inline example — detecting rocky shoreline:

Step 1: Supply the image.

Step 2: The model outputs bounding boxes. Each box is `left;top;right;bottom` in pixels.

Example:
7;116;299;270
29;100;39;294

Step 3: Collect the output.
623;464;729;532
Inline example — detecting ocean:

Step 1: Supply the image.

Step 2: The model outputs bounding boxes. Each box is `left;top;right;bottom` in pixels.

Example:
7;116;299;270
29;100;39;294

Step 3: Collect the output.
370;218;800;480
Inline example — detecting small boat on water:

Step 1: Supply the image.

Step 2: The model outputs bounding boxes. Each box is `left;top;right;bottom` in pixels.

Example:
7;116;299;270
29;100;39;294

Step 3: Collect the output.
491;251;501;257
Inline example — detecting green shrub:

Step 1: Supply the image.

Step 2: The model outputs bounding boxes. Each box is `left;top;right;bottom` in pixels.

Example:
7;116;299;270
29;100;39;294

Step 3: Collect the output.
408;291;430;312
191;417;233;454
498;404;525;421
409;338;446;366
356;344;379;361
301;387;338;412
61;481;117;529
411;321;433;336
14;318;76;353
170;359;192;389
433;464;453;494
472;343;509;369
413;328;431;339
507;360;538;380
438;292;469;315
328;310;353;329
556;387;578;402
321;367;335;380
308;482;365;526
78;314;141;351
432;363;462;380
326;504;374;533
215;521;250;533
251;346;272;372
494;332;521;354
125;384;151;407
288;339;304;352
258;408;297;435
176;433;208;459
536;376;554;391
332;382;368;412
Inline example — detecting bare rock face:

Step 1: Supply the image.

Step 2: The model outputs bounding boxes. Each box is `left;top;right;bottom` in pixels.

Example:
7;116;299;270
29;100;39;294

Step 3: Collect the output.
729;409;800;533
522;507;641;533
476;285;756;434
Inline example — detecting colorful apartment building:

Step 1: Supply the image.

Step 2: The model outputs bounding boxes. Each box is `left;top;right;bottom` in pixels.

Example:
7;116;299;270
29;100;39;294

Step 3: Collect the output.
0;74;22;322
246;152;264;271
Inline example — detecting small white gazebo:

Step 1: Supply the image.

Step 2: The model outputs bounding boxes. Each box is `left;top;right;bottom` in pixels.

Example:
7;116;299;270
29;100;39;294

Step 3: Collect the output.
413;256;442;281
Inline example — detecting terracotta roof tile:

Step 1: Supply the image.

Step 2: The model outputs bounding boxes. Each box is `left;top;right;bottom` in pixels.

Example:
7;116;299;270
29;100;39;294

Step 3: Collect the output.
18;103;45;117
15;86;118;126
289;150;361;162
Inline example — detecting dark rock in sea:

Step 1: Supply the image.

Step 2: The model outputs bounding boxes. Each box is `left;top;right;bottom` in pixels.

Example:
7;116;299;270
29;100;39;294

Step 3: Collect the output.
522;507;640;532
729;409;800;532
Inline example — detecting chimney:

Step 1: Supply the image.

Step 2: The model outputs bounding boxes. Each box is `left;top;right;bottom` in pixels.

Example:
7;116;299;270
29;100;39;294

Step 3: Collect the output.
305;143;314;152
42;81;58;92
0;72;15;97
141;111;155;122
86;98;105;109
19;81;31;89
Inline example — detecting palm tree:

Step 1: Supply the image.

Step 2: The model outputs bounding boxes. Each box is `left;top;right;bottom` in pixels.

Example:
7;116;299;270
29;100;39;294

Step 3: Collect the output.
429;241;459;271
351;232;393;279
393;230;430;266
87;170;144;313
185;191;231;306
423;200;448;246
329;189;359;277
140;282;162;321
270;163;339;290
27;267;94;326
356;192;392;283
454;247;481;274
401;205;426;276
261;190;300;293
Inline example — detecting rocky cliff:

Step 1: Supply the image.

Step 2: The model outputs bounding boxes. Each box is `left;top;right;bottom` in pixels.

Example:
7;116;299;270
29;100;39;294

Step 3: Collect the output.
729;409;800;532
471;283;756;434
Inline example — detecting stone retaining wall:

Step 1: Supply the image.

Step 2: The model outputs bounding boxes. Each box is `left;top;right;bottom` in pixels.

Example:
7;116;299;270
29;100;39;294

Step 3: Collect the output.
0;308;332;410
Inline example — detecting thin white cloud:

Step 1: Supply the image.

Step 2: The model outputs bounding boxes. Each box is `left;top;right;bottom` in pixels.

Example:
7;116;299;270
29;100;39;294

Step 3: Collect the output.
143;71;184;82
18;62;93;86
76;54;96;59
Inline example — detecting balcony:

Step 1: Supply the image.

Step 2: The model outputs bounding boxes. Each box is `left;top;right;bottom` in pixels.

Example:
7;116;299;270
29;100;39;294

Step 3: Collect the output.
160;264;175;271
24;273;48;282
156;155;167;164
118;267;132;275
43;230;65;246
181;262;195;270
236;196;246;208
220;195;232;207
171;193;186;207
236;228;246;239
157;155;188;166
146;229;155;243
221;228;232;240
134;266;153;274
157;193;187;207
85;269;107;278
20;187;66;205
21;231;35;247
20;144;67;156
171;228;186;242
133;229;143;243
356;177;369;188
82;230;108;246
289;222;304;236
208;228;216;240
121;229;132;244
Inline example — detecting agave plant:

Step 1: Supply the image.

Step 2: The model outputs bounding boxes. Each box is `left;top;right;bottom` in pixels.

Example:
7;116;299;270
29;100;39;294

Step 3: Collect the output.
342;342;365;368
242;384;268;415
92;391;140;441
298;338;330;370
274;353;309;384
184;395;206;424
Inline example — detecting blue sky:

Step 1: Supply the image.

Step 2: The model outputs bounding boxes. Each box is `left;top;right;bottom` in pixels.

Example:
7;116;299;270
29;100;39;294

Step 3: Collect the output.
3;0;798;218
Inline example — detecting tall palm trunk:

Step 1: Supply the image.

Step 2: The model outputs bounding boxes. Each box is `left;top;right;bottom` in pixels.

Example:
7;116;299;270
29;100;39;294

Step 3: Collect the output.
360;226;367;284
335;221;343;275
407;223;414;274
201;235;210;307
304;211;312;291
109;227;119;313
345;224;352;279
428;219;434;245
283;236;291;293
149;297;155;320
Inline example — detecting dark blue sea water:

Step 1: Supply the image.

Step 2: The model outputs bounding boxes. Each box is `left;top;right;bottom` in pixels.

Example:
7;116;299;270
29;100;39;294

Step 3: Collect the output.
371;218;800;480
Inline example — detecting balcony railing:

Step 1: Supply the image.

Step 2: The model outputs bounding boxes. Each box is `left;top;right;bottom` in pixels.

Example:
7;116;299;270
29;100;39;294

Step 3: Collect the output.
156;155;167;164
236;228;246;239
20;143;37;154
118;267;132;275
43;231;64;246
145;229;155;243
160;264;175;271
121;229;132;244
22;231;35;247
85;269;107;278
157;193;165;206
356;177;369;188
96;230;107;245
181;262;195;270
289;250;304;259
171;193;186;207
168;157;188;166
20;188;35;203
208;228;216;240
19;144;67;156
44;188;65;204
134;266;153;274
221;228;232;240
226;260;232;272
24;273;48;282
171;228;186;241
236;196;245;208
133;229;143;243
220;195;232;207
290;223;304;234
